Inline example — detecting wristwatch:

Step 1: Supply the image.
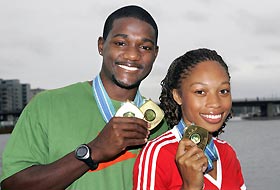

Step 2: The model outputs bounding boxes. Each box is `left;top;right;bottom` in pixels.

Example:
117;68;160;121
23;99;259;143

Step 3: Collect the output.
75;144;99;170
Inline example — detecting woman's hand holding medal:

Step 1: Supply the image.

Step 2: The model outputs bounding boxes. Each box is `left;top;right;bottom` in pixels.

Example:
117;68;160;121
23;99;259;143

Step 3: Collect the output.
176;138;208;190
175;125;209;190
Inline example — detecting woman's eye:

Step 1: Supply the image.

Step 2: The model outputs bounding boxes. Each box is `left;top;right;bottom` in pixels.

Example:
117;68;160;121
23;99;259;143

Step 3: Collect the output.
195;90;205;95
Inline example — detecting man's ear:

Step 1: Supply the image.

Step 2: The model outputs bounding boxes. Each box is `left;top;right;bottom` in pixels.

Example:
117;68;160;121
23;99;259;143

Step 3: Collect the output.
172;89;182;105
155;45;159;58
98;37;104;55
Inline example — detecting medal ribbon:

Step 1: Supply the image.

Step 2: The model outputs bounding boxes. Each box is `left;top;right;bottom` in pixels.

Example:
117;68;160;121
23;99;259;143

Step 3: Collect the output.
92;74;144;123
176;119;218;173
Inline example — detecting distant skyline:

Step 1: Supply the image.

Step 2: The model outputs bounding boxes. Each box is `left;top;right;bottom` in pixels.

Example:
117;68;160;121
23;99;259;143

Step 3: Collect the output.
1;0;279;101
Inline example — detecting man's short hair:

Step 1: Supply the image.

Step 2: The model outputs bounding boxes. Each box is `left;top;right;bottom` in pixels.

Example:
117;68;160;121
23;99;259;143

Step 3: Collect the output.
103;5;158;44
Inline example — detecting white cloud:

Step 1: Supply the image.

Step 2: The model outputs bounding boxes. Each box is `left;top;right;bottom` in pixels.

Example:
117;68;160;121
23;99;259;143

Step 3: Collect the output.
0;0;279;100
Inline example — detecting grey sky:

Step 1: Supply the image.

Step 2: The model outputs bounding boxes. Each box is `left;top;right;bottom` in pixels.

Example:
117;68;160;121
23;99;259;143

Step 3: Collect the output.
1;0;279;101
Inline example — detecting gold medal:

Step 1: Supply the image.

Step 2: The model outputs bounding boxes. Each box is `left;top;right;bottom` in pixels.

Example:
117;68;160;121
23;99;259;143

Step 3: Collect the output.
115;99;164;130
184;125;208;150
139;99;164;130
115;101;144;119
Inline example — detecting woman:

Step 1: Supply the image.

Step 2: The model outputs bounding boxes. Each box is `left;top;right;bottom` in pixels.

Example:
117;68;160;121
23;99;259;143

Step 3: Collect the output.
133;48;246;190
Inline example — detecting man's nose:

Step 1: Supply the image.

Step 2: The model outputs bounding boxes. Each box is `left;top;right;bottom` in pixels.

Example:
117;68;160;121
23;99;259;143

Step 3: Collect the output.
123;46;141;61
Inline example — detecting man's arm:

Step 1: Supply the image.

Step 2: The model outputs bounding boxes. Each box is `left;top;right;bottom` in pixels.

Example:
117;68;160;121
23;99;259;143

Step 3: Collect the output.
1;117;149;190
1;151;88;190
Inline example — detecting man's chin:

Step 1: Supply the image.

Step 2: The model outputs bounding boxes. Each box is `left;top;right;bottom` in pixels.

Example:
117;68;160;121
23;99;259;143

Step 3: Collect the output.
113;78;141;90
117;81;140;90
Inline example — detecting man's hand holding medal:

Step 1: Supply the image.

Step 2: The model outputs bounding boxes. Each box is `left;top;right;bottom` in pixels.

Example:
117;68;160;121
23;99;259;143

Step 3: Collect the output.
115;99;164;130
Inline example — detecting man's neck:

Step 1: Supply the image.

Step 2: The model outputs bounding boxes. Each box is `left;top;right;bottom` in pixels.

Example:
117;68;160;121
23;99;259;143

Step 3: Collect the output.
89;80;139;102
105;84;138;102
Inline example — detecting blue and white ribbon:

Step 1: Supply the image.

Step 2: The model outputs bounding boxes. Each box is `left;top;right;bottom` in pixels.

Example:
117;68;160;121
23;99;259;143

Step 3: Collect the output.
176;119;218;173
92;74;144;123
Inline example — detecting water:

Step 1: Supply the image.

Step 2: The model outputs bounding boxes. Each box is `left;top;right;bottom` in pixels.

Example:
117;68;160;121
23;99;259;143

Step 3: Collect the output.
0;119;279;189
220;119;280;190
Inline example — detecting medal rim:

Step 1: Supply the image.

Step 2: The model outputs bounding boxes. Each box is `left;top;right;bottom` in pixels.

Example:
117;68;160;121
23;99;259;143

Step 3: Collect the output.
184;125;209;150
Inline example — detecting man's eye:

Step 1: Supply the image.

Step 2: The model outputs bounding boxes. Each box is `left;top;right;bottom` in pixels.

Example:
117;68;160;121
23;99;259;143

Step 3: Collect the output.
115;41;126;46
220;89;230;94
140;45;152;50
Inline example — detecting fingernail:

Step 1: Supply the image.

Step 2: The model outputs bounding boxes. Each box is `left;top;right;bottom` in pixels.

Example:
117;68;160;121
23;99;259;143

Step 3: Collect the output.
202;166;207;172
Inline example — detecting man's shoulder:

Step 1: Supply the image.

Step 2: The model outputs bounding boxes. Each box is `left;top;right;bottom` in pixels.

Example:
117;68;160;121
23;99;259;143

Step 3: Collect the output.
25;81;92;110
33;81;90;99
47;81;89;94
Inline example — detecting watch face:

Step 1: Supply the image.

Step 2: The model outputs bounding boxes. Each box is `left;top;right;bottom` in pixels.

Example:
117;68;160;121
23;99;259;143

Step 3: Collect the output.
76;145;89;159
75;144;98;170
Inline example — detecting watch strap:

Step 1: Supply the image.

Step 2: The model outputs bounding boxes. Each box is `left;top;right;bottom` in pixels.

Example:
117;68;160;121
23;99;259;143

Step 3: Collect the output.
84;154;99;170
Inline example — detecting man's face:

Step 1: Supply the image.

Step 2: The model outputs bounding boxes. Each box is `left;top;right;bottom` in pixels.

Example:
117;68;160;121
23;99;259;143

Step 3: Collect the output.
98;17;158;89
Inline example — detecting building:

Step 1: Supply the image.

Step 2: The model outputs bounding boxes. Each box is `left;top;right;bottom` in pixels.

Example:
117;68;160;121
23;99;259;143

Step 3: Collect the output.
0;79;23;114
0;79;45;128
31;88;45;98
22;83;32;107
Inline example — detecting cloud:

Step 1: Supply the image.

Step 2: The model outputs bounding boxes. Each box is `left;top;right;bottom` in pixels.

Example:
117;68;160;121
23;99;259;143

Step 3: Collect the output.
0;0;279;100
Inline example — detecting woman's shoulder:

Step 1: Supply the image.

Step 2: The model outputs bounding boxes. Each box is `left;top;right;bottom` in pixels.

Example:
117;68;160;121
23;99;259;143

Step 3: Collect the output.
213;137;238;157
144;129;179;153
148;128;179;144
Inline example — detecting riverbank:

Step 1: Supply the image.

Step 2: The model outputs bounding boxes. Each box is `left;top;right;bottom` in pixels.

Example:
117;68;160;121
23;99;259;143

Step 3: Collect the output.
0;126;14;134
241;115;280;120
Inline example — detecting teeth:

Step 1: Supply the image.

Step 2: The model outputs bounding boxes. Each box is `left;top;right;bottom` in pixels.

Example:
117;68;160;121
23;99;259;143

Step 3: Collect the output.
201;114;221;119
118;65;138;71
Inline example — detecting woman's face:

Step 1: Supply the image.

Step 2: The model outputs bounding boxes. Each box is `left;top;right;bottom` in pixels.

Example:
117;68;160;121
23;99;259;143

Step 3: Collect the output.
172;60;232;133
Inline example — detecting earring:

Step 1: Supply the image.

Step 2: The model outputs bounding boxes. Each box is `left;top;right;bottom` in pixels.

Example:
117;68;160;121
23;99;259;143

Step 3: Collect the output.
99;51;102;55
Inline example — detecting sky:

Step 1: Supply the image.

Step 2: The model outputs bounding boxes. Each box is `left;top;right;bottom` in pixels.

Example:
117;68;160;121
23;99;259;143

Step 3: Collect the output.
1;0;280;102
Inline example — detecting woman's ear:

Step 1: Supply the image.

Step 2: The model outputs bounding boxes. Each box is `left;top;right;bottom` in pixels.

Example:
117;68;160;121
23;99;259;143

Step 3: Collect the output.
172;89;182;105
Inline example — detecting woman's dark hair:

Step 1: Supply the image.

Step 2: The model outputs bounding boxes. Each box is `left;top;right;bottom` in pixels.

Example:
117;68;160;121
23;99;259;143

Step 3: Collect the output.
159;48;232;136
103;5;158;44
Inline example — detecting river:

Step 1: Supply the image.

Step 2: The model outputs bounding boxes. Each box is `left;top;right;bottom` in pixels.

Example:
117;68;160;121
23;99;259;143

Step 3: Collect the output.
0;119;279;189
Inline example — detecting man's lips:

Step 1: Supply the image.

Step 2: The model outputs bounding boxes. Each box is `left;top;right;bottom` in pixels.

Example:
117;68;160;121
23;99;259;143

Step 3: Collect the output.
118;64;139;71
116;62;142;71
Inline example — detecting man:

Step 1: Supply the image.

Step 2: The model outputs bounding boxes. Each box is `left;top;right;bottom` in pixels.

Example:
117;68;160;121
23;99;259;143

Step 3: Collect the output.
1;5;168;190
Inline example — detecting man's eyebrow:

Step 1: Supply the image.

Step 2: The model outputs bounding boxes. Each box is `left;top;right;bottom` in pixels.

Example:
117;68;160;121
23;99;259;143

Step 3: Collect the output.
112;34;128;38
112;34;155;45
142;38;155;45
